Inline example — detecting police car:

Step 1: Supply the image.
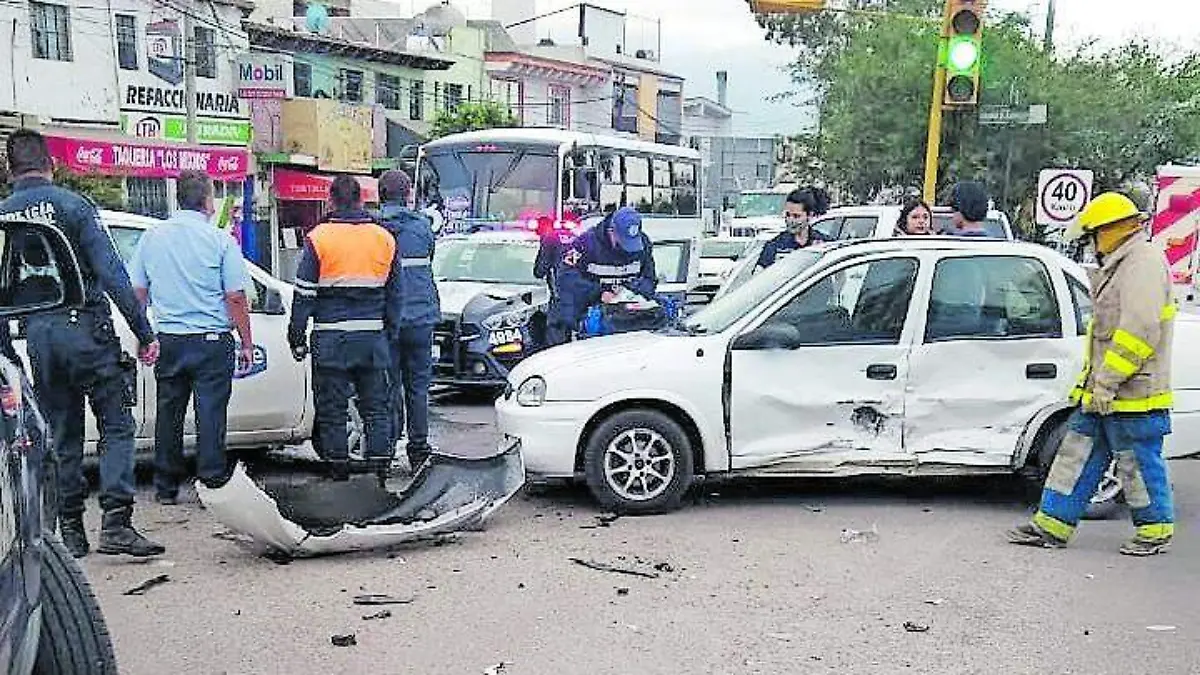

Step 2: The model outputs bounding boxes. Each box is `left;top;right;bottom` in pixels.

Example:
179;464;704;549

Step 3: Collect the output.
432;228;552;389
11;210;317;457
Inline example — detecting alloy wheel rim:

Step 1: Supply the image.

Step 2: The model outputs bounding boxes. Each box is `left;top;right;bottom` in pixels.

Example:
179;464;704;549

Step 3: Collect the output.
603;428;676;502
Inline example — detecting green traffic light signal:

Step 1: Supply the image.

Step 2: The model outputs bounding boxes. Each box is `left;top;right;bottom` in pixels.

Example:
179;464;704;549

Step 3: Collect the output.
947;36;979;72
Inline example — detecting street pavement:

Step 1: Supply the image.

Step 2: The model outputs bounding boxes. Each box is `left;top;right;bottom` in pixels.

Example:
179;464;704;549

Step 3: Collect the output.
80;392;1200;675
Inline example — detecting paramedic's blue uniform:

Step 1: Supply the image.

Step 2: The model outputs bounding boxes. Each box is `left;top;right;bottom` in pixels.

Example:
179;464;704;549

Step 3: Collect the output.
548;208;656;345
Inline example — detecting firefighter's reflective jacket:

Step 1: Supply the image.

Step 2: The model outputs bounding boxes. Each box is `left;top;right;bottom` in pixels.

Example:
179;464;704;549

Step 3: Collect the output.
1071;235;1176;413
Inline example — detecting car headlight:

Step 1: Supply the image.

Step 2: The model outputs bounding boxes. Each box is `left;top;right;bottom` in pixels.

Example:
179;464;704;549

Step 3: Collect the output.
482;307;535;331
515;376;546;407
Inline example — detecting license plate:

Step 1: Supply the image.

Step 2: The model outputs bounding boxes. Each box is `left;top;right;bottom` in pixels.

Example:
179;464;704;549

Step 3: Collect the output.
431;344;441;361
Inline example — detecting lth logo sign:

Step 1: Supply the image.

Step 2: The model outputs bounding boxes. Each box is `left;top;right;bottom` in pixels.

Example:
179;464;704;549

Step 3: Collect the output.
146;19;183;85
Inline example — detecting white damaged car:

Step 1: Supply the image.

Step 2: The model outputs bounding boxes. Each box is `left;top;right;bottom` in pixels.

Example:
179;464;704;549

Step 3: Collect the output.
496;237;1200;513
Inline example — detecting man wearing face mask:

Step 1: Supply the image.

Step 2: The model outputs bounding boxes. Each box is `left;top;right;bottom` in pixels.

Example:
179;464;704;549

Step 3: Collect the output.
756;187;831;271
1008;192;1176;556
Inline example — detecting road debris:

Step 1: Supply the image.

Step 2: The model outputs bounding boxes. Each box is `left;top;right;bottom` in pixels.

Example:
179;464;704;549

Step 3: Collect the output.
903;621;930;633
362;610;393;621
653;562;675;573
767;633;795;642
1147;625;1177;632
331;634;357;647
483;662;507;675
616;587;630;596
840;525;881;544
123;574;171;596
353;594;415;606
924;598;945;606
580;513;621;530
569;557;659;579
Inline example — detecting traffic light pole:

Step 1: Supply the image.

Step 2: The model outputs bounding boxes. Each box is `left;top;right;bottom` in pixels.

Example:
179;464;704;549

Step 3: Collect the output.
922;64;947;203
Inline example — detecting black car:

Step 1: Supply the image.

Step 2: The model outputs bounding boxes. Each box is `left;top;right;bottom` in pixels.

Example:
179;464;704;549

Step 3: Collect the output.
0;219;118;673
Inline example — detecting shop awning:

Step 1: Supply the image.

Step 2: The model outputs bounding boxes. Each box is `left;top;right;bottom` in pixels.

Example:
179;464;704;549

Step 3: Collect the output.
44;133;250;182
273;168;379;203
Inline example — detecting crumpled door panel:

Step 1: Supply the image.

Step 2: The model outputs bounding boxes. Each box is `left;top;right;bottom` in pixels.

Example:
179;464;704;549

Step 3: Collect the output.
197;445;525;557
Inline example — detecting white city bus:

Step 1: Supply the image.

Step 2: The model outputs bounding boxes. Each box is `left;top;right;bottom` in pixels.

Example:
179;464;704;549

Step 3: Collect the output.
415;128;705;307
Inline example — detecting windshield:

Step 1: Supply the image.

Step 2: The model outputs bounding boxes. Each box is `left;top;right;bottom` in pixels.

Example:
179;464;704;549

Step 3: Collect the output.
701;239;749;260
735;193;787;218
433;239;540;285
420;144;559;223
109;224;144;265
652;241;691;284
684;249;823;334
933;215;1009;239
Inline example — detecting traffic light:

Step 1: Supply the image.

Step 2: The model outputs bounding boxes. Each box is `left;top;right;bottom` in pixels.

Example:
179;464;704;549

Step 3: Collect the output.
748;0;826;13
942;0;985;107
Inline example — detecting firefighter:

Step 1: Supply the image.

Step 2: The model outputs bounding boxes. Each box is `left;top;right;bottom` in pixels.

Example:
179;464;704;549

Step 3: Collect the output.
546;207;656;345
288;176;403;481
1008;192;1177;556
756;187;831;270
0;129;164;558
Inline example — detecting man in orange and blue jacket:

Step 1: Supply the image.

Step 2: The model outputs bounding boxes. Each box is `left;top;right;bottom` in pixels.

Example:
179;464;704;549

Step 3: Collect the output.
288;176;403;481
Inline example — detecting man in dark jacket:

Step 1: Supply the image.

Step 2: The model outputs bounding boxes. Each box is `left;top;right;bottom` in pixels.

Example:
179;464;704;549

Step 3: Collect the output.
0;129;163;558
547;207;656;345
948;181;991;237
288;176;403;480
377;170;440;471
757;187;831;271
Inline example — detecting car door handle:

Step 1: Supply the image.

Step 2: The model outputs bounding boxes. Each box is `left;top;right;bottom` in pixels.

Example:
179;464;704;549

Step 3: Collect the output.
866;364;897;381
1026;363;1058;380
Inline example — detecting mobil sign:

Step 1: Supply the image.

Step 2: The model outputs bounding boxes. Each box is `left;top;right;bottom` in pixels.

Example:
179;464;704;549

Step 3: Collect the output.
237;54;292;99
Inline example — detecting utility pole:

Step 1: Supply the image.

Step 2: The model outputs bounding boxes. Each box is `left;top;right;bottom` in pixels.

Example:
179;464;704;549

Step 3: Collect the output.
1043;0;1056;52
183;6;197;144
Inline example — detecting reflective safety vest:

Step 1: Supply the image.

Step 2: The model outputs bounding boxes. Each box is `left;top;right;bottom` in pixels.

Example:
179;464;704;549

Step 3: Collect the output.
1069;236;1176;413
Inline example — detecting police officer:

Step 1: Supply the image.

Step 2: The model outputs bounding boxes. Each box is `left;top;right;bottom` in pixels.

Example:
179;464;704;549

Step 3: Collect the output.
534;216;575;346
547;207;656;345
289;176;403;481
377;170;440;472
0;129;163;558
757;187;831;271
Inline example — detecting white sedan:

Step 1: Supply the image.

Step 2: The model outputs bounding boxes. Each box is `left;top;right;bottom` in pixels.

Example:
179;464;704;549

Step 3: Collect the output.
13;210;317;456
496;237;1200;513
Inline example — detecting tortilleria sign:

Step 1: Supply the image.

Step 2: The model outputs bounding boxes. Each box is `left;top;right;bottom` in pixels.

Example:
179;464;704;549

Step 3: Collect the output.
44;135;249;181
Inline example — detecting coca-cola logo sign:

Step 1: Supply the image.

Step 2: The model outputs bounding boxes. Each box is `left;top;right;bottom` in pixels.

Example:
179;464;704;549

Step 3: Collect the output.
75;147;104;165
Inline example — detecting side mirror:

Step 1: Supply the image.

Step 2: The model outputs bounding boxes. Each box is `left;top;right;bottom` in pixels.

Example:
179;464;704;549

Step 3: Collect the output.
731;322;804;351
0;221;84;319
263;288;286;315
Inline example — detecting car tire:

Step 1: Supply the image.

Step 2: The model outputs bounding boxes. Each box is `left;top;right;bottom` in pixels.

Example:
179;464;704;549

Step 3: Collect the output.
584;410;694;515
33;535;119;675
1025;419;1125;521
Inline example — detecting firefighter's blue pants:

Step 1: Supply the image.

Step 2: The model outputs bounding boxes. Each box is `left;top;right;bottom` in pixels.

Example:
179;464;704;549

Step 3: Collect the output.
1033;411;1174;542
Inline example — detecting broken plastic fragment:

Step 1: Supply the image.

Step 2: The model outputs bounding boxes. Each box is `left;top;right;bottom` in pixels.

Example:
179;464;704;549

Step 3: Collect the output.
196;445;524;557
123;574;171;596
903;621;930;633
331;634;357;647
840;524;881;544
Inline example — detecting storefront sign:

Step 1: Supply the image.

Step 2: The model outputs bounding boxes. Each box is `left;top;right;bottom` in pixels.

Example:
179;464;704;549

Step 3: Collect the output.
274;168;379;203
120;113;252;146
237;54;292;99
124;85;242;119
45;135;249;181
147;20;184;85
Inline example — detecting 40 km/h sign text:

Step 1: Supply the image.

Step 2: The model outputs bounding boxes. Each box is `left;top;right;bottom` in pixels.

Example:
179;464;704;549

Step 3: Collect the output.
1037;169;1095;227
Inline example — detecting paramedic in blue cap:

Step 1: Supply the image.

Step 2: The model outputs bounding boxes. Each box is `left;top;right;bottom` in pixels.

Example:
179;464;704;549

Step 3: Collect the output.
546;207;657;346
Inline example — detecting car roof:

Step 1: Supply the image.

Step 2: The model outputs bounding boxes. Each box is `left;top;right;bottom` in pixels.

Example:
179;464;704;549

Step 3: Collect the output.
443;229;541;244
100;209;162;230
813;236;1083;273
818;205;901;218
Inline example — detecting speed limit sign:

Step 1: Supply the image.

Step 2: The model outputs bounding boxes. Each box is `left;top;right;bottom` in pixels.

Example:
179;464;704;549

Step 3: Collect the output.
1037;169;1094;227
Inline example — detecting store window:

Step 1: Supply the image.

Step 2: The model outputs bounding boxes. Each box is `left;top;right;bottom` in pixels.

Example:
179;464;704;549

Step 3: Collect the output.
548;85;570;128
194;27;216;79
612;83;638;133
409;80;424;120
340;69;363;103
294;62;312;97
30;2;72;62
376;73;401;110
491;79;522;124
115;14;137;70
127;178;170;219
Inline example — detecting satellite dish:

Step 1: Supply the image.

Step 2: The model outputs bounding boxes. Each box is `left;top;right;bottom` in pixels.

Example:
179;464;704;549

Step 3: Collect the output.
305;3;330;33
420;1;466;38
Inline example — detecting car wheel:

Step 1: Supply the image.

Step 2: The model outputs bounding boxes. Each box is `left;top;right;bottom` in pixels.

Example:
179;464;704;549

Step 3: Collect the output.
1026;420;1124;521
583;410;694;515
33;535;119;674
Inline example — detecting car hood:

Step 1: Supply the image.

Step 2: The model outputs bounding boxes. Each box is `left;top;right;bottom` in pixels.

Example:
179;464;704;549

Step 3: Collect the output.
699;258;736;277
437;281;548;317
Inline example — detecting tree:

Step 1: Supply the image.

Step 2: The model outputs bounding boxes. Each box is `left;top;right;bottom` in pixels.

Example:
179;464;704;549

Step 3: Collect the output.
429;101;519;139
0;159;125;210
755;0;1200;223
